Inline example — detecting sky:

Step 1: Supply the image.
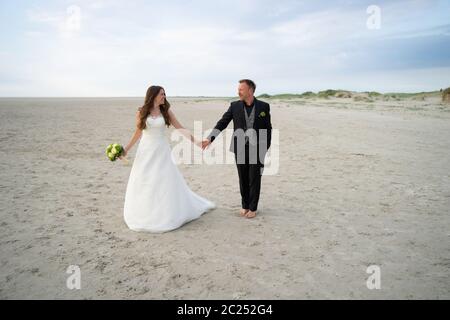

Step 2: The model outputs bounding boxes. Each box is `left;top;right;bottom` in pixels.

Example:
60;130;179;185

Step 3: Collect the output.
0;0;449;97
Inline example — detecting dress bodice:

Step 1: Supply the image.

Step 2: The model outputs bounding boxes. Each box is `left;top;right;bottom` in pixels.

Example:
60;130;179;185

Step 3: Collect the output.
142;115;167;138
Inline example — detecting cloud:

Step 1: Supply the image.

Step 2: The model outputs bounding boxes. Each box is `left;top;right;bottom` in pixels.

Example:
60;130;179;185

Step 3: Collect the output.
0;0;448;96
27;5;82;38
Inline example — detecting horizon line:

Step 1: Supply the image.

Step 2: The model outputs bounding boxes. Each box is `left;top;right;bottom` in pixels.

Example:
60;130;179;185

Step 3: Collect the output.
0;88;445;99
0;95;235;99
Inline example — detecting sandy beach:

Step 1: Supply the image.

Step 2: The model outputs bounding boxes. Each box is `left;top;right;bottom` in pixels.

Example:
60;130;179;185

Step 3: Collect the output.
0;95;449;299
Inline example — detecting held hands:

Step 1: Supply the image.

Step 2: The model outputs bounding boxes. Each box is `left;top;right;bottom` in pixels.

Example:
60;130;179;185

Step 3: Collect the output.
180;131;210;150
191;135;206;149
193;139;210;150
201;139;211;150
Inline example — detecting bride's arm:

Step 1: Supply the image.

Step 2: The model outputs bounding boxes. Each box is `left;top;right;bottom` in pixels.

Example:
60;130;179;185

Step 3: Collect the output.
123;110;143;156
168;109;201;147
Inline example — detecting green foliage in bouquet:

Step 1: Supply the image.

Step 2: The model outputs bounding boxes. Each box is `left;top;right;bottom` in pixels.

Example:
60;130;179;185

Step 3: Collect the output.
106;143;124;161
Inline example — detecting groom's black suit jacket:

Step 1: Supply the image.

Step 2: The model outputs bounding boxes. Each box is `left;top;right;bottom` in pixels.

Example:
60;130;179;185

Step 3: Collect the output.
207;98;272;156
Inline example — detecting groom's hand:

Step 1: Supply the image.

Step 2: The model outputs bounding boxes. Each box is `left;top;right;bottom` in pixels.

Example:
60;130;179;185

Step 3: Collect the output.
201;139;211;150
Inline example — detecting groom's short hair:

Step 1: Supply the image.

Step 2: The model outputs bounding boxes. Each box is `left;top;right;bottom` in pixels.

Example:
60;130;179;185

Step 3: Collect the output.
239;79;256;92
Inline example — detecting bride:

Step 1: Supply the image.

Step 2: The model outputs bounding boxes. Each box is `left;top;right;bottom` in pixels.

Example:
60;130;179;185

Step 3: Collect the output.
120;85;215;233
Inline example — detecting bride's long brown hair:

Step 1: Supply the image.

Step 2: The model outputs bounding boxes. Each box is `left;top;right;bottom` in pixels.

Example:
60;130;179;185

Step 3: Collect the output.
137;85;171;129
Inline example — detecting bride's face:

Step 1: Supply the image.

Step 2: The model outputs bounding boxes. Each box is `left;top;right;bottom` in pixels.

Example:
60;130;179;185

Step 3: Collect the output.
156;89;166;105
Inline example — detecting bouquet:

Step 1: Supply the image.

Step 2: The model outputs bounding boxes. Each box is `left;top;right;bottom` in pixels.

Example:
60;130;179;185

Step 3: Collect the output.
105;143;127;163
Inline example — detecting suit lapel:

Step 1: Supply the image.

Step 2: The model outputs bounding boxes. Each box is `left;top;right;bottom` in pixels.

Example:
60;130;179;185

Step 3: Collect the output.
253;98;260;129
238;100;246;127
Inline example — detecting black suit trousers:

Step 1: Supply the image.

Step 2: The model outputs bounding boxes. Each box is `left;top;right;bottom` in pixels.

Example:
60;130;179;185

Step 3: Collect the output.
234;143;265;211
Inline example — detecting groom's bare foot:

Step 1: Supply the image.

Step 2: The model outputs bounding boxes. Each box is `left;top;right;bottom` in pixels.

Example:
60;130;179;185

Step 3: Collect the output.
245;210;257;218
240;209;249;216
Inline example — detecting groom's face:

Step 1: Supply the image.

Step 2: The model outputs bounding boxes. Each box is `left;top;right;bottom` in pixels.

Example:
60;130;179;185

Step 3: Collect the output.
238;83;253;100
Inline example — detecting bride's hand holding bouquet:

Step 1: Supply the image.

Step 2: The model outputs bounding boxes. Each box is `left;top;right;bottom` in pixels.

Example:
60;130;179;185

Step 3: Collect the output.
105;143;129;164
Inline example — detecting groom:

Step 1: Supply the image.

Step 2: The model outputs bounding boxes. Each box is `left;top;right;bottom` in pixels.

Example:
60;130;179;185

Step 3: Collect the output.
202;79;272;218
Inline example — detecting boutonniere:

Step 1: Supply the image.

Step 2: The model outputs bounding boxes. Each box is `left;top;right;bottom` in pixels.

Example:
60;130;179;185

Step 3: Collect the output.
259;111;266;118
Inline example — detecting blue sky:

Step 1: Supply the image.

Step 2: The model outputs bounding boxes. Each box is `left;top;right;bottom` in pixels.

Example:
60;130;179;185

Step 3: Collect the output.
0;0;449;96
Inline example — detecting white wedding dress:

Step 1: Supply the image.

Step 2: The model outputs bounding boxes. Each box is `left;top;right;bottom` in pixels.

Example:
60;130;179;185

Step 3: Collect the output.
123;115;215;233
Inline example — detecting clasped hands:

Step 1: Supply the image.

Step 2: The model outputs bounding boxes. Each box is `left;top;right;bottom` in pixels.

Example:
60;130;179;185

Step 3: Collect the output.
200;139;211;150
192;138;211;150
